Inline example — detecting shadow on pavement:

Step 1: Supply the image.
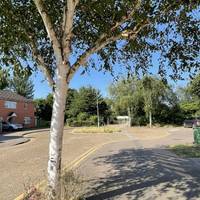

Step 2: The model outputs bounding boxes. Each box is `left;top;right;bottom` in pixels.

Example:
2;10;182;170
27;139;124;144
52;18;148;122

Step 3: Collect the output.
0;135;23;143
86;148;200;200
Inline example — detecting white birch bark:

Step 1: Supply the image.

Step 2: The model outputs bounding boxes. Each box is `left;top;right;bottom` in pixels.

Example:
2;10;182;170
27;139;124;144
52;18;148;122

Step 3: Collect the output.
149;111;152;128
47;65;68;200
128;107;132;127
32;1;150;199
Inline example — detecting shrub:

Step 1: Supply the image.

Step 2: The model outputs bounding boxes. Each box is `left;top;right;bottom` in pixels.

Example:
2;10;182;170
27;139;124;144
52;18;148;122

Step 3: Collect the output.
72;126;121;134
77;112;89;122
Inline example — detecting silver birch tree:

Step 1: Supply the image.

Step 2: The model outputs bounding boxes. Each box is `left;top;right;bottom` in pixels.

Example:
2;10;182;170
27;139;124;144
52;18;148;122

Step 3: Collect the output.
0;0;199;199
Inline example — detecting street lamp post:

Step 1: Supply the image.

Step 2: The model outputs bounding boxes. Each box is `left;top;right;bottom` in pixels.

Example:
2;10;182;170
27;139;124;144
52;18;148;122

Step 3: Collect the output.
96;94;100;128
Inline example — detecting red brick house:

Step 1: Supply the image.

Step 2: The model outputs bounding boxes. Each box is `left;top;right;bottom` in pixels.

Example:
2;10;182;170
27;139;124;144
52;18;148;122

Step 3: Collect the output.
0;90;35;128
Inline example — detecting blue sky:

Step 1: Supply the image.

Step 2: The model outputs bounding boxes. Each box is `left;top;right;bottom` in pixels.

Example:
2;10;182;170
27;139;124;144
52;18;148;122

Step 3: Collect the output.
33;67;114;98
33;64;190;99
32;50;193;99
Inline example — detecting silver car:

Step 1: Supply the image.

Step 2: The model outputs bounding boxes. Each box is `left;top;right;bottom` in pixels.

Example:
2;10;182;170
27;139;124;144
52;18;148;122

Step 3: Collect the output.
2;121;23;131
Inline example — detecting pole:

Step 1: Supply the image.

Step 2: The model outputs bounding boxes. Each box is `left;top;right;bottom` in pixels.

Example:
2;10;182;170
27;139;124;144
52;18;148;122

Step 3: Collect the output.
97;95;100;127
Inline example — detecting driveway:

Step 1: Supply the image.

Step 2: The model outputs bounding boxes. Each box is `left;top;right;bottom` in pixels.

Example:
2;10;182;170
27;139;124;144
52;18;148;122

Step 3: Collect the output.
0;128;127;200
80;128;200;200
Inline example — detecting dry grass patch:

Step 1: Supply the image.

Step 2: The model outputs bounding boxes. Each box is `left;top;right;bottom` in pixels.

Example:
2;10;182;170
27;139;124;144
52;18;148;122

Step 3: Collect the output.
72;126;121;134
23;171;85;200
128;126;172;140
169;144;200;158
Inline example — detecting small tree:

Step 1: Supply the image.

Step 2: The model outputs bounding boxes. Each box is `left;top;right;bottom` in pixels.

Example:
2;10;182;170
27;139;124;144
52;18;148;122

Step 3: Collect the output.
11;72;34;99
66;86;110;126
109;77;140;126
0;68;9;90
139;76;167;127
34;94;53;121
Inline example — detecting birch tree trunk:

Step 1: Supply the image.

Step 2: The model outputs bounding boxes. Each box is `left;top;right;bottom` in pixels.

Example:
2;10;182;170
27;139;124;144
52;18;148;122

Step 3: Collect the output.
149;111;152;128
128;107;132;127
47;65;68;200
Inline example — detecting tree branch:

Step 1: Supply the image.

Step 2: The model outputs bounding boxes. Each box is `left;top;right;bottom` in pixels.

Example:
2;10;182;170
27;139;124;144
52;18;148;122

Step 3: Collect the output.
70;20;149;75
68;1;143;75
111;0;142;31
62;0;79;59
30;40;55;88
33;0;63;63
69;0;178;77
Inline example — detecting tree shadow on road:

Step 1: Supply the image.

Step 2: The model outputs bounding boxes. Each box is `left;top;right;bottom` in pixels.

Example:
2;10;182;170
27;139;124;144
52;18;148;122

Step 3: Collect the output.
85;148;200;200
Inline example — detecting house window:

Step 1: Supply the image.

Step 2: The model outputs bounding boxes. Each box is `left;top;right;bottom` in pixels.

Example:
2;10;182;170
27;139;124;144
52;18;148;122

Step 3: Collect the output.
24;117;31;125
4;101;17;109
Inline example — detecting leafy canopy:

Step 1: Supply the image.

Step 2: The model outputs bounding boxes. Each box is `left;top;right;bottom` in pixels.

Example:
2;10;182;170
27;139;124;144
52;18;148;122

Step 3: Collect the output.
0;0;199;82
189;74;200;98
10;70;34;99
0;68;10;90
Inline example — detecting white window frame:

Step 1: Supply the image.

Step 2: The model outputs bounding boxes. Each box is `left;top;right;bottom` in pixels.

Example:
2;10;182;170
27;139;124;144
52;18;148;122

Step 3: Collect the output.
4;101;17;109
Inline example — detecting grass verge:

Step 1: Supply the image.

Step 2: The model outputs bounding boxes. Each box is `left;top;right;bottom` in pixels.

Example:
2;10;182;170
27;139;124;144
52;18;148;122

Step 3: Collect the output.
170;144;200;158
72;126;121;134
23;171;85;200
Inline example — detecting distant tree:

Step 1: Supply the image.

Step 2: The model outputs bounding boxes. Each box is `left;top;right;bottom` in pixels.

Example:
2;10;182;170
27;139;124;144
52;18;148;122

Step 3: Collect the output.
65;89;78;119
109;76;176;127
180;101;200;119
176;86;192;103
189;74;200;99
139;76;167;127
175;74;200;119
67;86;110;126
35;91;76;122
34;96;53;121
11;71;34;99
0;68;9;90
109;77;141;127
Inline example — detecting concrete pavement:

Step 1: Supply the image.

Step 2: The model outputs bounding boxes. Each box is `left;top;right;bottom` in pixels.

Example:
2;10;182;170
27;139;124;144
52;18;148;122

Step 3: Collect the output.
0;128;50;148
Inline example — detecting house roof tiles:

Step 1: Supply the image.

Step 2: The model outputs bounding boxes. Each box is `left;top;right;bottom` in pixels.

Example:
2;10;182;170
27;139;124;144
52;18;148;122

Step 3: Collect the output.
0;90;33;103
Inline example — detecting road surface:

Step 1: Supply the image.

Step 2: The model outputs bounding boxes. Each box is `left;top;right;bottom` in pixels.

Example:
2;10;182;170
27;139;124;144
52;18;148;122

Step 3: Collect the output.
0;128;126;200
79;128;200;200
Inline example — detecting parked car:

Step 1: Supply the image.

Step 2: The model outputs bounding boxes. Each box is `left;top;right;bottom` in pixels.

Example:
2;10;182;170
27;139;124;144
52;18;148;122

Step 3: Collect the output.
2;121;23;131
183;119;200;128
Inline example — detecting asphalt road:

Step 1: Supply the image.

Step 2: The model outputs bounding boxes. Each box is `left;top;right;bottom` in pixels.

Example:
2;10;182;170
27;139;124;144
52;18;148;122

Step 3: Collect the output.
79;128;200;200
0;127;196;200
0;128;126;200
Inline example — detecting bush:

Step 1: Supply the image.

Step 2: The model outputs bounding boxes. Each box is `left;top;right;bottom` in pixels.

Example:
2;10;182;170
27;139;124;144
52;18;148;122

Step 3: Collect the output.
72;126;121;134
36;119;51;128
77;112;89;122
89;115;98;125
67;114;99;127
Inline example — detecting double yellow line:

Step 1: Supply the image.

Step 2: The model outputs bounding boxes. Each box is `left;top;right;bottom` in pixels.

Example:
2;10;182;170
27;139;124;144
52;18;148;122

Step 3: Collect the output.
14;141;114;200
